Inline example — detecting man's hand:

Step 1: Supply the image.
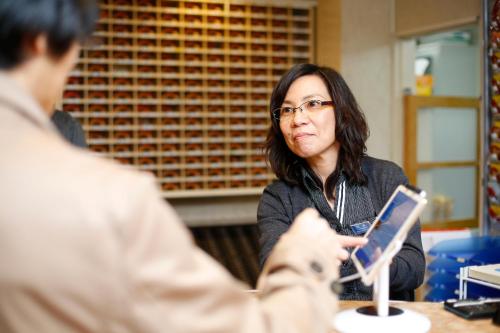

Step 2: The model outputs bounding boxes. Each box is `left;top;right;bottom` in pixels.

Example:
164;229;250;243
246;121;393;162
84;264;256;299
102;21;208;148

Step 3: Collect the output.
290;208;367;263
336;235;367;261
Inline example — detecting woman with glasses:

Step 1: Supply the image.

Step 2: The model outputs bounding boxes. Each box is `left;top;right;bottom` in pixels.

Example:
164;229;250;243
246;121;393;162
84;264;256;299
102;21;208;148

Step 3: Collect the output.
258;63;425;301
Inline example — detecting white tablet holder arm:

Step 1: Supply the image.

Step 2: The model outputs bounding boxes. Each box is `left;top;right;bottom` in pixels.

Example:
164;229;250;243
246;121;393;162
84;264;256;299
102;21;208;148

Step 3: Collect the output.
361;238;405;317
333;237;431;333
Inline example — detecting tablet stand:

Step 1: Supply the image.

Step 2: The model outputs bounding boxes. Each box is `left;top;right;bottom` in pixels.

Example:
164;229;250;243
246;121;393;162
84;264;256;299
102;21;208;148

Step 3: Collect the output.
333;242;431;333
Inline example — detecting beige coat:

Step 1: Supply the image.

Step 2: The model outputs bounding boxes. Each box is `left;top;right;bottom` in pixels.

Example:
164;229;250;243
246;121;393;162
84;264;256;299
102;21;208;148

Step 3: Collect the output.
0;73;339;333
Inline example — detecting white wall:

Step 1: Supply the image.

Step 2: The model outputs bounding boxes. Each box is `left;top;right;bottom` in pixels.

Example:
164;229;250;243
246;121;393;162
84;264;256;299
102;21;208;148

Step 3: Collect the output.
340;0;398;163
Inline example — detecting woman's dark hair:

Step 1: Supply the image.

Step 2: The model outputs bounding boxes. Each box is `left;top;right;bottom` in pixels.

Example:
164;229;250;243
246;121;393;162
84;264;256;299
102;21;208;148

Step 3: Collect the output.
0;0;99;69
265;63;369;200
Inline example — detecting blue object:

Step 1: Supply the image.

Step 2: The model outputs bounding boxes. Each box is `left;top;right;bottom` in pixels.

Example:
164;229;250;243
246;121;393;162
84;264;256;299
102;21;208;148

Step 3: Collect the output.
426;236;500;301
470;247;500;265
466;284;500;299
424;287;457;302
428;236;500;264
427;272;458;290
427;257;466;275
350;220;371;235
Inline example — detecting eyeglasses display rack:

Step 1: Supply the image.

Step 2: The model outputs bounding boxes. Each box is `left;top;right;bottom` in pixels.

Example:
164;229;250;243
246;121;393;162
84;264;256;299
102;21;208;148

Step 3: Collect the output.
486;0;500;235
63;0;315;198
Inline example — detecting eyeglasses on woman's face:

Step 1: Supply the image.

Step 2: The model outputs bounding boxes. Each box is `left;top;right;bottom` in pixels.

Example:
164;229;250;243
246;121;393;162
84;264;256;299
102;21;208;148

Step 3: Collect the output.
272;99;334;122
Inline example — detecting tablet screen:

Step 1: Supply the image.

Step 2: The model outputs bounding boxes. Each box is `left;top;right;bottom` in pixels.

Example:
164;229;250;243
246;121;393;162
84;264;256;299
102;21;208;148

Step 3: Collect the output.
354;191;418;270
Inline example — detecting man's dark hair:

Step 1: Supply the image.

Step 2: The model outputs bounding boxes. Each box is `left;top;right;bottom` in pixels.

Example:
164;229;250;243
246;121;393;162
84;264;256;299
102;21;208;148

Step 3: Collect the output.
265;63;369;200
0;0;98;69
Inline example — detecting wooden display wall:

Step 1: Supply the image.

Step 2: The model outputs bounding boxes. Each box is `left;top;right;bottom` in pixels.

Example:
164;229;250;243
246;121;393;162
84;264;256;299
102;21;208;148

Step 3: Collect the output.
63;0;315;197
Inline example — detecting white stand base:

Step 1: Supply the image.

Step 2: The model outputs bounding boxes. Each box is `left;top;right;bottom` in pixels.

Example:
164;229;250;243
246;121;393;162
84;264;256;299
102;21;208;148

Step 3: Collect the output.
333;306;431;333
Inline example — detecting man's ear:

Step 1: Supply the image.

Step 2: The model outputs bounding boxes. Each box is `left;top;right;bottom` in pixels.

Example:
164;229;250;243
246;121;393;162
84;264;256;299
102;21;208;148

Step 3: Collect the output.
23;34;48;57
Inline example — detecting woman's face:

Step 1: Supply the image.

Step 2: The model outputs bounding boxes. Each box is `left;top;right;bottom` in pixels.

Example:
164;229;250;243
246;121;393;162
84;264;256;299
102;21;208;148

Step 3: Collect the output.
278;74;339;163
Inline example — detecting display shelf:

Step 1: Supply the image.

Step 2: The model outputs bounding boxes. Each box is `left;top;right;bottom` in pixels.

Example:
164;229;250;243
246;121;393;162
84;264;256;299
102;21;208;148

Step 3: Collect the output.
63;0;315;196
459;266;500;299
425;236;500;301
487;0;500;231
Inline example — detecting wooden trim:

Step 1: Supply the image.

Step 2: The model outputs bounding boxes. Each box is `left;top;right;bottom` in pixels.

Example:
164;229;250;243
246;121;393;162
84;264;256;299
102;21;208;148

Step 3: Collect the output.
316;0;341;69
403;95;418;185
407;95;480;109
396;17;479;38
394;0;480;38
163;187;264;199
422;219;478;230
476;103;482;224
417;161;479;169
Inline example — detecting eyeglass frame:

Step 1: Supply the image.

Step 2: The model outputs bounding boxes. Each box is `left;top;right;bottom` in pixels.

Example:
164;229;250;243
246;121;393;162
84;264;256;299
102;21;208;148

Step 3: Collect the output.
272;99;334;122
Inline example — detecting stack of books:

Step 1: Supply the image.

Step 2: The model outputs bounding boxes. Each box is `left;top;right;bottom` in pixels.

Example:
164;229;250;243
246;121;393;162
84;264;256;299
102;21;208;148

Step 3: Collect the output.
469;264;500;285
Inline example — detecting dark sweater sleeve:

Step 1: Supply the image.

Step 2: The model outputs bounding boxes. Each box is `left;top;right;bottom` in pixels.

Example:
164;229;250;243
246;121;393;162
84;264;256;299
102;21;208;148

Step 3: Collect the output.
257;184;293;268
70;119;88;148
51;110;87;148
383;165;426;294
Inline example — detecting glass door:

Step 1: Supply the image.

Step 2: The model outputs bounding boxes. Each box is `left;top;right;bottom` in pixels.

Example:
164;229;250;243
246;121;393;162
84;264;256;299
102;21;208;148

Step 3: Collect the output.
404;95;481;229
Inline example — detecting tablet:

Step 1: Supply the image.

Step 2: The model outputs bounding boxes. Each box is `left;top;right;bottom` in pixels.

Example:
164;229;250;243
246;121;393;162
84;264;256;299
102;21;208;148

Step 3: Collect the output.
351;184;427;285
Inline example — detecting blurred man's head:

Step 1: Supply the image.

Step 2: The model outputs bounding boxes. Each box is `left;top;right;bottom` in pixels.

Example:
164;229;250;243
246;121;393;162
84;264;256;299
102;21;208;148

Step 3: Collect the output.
0;0;98;113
